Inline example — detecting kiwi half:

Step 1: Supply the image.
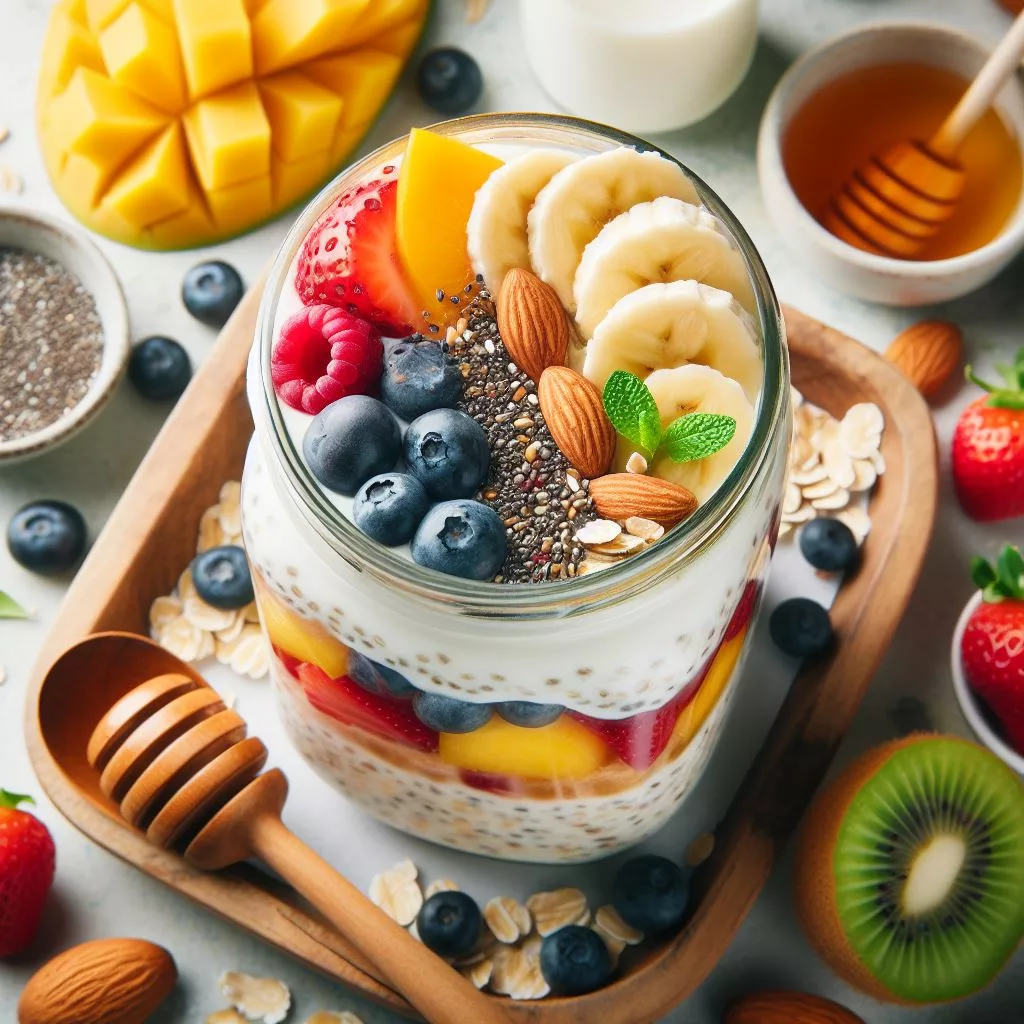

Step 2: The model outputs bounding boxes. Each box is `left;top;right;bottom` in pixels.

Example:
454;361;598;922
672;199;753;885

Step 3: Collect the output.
794;734;1024;1004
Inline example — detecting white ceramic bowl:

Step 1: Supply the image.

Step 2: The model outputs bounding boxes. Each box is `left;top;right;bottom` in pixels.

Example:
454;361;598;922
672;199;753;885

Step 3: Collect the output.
0;200;130;463
757;22;1024;306
951;591;1024;774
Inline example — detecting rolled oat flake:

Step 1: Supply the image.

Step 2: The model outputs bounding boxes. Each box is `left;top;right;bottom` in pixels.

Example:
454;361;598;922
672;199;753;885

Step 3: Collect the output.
0;248;104;442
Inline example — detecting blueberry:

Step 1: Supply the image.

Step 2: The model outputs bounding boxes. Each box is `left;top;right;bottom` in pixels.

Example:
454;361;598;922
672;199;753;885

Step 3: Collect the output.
348;650;417;699
612;855;689;933
413;691;492;733
539;925;612;996
404;409;489;500
411;500;506;580
6;500;87;575
303;395;401;496
352;473;429;546
799;517;858;572
127;336;192;400
181;260;244;327
190;545;254;610
381;335;463;420
496;701;563;728
769;597;833;658
416;47;483;115
416;891;482;958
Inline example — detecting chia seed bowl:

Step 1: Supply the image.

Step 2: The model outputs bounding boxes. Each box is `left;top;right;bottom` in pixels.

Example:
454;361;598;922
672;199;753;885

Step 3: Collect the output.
0;199;129;464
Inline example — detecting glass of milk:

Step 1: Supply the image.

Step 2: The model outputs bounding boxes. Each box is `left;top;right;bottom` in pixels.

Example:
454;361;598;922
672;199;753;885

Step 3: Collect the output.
519;0;760;134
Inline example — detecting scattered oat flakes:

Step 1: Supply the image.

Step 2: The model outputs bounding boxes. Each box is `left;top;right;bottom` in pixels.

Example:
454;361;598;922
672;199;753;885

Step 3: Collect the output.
149;594;183;630
626;451;648;474
686;831;716;866
424;878;460;899
158;614;205;662
490;936;549;1000
218;971;291;1024
0;165;22;193
0;664;6;686
0;127;9;145
461;957;494;989
305;1013;365;1024
526;888;590;936
484;896;532;944
591;924;625;967
369;860;423;926
452;928;497;966
594;905;644;946
465;0;489;23
206;1011;248;1024
575;519;621;546
590;532;645;557
624;516;664;542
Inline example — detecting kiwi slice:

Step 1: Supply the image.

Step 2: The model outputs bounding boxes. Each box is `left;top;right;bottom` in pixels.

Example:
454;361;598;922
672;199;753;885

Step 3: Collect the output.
832;737;1024;1002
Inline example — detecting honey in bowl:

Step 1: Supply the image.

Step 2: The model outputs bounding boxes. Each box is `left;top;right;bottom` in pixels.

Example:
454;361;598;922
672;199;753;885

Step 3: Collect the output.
783;62;1023;260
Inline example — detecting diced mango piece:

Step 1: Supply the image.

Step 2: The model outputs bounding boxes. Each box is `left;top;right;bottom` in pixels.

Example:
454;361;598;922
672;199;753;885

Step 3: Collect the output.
252;0;371;75
341;0;424;51
86;0;173;31
100;122;189;227
100;3;186;113
272;149;331;207
206;175;273;232
258;71;343;162
182;81;270;191
371;17;426;58
145;171;214;246
59;153;110;210
673;629;746;748
396;129;503;329
38;10;105;99
173;0;252;100
65;0;90;25
48;67;167;167
304;51;401;130
440;717;610;780
328;124;367;166
255;582;349;678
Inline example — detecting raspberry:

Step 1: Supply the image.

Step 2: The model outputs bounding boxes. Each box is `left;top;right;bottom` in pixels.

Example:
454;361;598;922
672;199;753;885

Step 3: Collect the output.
271;304;383;414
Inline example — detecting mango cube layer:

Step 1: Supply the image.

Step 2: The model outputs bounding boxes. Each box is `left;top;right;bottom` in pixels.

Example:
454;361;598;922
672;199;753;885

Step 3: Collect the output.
38;0;428;249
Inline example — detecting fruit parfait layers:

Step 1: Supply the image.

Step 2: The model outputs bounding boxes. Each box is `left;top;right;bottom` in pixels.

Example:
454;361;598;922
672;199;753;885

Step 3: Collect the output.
243;115;789;863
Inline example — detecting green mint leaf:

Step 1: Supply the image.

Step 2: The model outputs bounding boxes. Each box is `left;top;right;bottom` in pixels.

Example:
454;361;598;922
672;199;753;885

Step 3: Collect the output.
603;371;662;456
996;545;1024;599
970;556;997;591
661;413;737;463
0;590;29;619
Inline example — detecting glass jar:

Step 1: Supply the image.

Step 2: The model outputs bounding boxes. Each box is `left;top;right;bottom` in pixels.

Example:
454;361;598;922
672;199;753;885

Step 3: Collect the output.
242;113;789;864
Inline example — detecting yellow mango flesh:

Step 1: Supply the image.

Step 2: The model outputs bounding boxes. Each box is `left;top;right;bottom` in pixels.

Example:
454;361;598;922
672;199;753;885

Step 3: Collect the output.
256;583;349;679
674;628;747;748
396;129;503;328
440;716;610;780
38;0;429;249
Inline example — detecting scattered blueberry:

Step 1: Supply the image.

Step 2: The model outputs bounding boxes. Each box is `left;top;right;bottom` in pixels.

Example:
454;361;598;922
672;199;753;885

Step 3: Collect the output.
352;472;430;546
190;545;254;610
416;47;483;115
411;500;506;580
413;691;492;733
6;500;87;575
404;409;489;500
127;336;192;400
768;597;834;658
303;395;401;496
181;260;244;327
416;891;482;959
539;925;613;996
612;855;689;933
799;517;859;573
348;650;417;699
496;701;563;728
381;335;463;420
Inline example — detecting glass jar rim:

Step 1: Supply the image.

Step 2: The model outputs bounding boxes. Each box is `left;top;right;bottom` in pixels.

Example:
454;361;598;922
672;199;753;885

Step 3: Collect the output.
254;112;788;619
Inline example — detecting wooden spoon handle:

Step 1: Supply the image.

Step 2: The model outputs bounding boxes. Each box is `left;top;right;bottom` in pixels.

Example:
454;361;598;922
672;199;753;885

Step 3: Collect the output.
930;9;1024;157
249;814;511;1024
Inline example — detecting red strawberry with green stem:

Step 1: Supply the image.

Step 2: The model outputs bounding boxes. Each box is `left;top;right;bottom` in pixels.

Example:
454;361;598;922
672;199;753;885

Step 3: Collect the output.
961;545;1024;754
952;349;1024;522
0;790;55;957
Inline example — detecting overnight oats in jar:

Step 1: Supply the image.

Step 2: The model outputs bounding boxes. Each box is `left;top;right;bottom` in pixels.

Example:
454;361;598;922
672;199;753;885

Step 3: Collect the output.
242;114;789;863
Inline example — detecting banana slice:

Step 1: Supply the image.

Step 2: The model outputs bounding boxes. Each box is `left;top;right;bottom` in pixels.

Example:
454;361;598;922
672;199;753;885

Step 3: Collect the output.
466;149;579;296
527;148;698;311
574;197;757;340
580;280;761;400
626;364;755;504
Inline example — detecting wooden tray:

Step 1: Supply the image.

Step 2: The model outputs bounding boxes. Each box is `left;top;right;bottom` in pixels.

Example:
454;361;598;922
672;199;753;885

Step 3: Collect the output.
25;292;938;1023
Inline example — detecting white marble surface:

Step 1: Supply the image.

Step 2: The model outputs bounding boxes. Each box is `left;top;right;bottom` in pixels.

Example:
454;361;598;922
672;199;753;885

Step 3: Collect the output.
2;0;1023;1021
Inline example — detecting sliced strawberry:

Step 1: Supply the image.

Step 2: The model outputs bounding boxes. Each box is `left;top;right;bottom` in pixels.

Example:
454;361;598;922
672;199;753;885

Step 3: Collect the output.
297;662;438;753
725;579;761;641
295;170;421;337
273;646;303;681
459;769;520;795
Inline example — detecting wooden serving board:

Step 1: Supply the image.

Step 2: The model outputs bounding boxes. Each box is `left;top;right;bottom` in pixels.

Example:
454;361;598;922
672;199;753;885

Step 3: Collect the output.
24;291;938;1023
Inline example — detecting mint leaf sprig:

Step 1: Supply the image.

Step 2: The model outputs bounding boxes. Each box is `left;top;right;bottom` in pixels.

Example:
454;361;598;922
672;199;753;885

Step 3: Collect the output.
971;544;1024;603
602;370;736;464
0;590;29;620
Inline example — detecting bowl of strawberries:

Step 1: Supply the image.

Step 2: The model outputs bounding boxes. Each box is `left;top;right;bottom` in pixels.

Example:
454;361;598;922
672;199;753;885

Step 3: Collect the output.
952;544;1024;775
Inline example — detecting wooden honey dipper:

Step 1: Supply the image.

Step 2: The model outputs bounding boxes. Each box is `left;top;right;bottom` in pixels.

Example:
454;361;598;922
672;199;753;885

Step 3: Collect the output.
86;670;511;1024
824;9;1024;257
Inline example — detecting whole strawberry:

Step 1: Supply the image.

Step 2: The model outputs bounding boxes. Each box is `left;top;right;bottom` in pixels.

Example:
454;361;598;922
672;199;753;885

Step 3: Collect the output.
0;790;55;957
952;349;1024;522
961;545;1024;754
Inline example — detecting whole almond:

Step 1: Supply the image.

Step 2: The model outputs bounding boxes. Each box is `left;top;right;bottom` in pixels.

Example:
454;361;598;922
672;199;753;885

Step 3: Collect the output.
589;474;696;527
538;366;615;477
724;989;864;1024
18;937;176;1024
496;267;569;382
884;320;961;398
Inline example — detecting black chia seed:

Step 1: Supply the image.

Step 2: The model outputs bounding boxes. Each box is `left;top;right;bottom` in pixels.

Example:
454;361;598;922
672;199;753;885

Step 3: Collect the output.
449;292;596;584
0;248;104;442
